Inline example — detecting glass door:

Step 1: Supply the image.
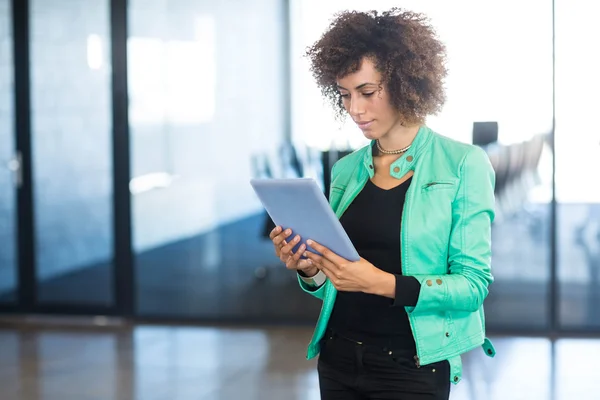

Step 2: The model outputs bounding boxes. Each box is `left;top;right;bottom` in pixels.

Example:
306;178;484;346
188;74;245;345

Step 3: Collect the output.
555;0;600;331
1;0;125;315
0;0;17;305
29;0;115;308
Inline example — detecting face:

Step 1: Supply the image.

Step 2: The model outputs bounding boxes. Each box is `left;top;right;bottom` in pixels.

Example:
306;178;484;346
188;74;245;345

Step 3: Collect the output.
336;57;402;140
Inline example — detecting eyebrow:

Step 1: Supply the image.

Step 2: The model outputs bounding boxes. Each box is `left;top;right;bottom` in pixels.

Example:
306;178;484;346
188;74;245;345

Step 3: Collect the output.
336;82;377;90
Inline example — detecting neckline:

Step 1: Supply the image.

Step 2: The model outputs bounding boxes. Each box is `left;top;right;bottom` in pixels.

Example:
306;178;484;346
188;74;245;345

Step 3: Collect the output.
368;176;412;192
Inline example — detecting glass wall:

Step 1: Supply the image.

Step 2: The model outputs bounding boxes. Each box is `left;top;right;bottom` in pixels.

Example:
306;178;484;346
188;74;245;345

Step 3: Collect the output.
128;0;313;320
2;0;597;332
30;0;114;306
0;0;16;304
291;0;554;329
555;1;600;330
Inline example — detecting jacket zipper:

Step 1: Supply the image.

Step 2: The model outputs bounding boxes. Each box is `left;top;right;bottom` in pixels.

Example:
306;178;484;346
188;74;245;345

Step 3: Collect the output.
424;181;453;188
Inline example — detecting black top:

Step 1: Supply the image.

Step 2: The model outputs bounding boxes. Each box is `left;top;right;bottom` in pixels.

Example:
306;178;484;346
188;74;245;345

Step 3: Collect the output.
327;178;421;351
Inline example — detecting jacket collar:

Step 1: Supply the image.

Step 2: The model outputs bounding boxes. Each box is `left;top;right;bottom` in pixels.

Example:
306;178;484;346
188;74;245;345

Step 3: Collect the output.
362;125;433;179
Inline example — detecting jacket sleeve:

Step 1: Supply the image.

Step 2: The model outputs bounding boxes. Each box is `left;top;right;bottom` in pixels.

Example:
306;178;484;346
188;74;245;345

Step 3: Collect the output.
407;146;495;314
297;273;327;300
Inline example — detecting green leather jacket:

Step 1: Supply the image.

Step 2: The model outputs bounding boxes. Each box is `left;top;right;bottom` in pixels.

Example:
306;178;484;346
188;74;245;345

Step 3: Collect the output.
298;125;496;384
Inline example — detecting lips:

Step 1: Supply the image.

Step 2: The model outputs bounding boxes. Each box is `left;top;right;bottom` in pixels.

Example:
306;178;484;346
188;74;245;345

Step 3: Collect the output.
356;120;374;130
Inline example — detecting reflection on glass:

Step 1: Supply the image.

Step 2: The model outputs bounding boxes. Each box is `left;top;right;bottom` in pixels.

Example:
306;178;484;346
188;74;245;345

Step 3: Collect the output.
30;0;114;306
128;16;215;127
128;16;218;253
129;0;300;319
291;0;554;329
555;1;600;330
87;34;105;70
0;0;16;303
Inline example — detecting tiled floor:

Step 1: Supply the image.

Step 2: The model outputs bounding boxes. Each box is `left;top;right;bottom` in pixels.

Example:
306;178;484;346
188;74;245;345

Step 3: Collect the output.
0;323;598;400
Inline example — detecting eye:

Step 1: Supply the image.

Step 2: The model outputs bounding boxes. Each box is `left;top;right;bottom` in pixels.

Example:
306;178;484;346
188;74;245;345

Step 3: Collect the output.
362;92;375;97
340;93;349;98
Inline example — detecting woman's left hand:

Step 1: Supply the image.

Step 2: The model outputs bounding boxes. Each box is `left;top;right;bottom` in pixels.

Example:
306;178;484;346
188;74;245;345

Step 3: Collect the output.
303;239;387;293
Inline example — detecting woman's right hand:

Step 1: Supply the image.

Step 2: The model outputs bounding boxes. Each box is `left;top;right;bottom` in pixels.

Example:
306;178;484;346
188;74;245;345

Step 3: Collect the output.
270;226;319;277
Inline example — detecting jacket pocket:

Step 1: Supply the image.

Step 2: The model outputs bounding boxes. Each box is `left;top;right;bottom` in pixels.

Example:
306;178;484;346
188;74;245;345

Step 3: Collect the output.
421;180;457;192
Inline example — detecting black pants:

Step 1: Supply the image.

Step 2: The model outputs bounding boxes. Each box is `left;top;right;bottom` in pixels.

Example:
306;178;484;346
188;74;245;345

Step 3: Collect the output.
317;333;451;400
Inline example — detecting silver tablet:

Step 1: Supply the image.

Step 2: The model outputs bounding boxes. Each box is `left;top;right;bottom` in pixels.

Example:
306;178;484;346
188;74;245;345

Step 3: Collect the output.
250;178;360;262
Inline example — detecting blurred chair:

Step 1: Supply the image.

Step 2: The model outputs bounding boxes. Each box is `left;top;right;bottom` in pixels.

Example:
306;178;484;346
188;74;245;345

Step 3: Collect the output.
491;145;509;195
292;141;325;192
488;133;548;223
523;134;545;187
321;149;353;199
473;121;499;147
503;141;526;214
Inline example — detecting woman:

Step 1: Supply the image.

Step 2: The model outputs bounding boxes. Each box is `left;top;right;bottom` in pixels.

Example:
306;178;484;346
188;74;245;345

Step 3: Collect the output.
270;8;496;399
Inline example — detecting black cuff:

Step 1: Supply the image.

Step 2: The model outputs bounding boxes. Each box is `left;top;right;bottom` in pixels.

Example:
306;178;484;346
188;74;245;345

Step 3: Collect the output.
392;275;421;307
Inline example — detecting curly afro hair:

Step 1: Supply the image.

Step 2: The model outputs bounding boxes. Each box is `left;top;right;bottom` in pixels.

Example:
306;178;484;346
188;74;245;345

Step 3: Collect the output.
306;8;447;125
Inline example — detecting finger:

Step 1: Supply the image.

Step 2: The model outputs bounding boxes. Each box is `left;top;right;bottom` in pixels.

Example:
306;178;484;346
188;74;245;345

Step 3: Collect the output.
304;250;336;274
285;256;296;269
291;243;307;262
306;240;345;265
278;239;293;262
273;229;293;247
286;251;307;269
281;234;301;256
274;239;286;257
269;226;282;240
296;259;313;270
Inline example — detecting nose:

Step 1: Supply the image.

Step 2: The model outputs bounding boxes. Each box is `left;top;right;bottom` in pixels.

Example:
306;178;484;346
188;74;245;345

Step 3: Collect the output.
348;96;365;118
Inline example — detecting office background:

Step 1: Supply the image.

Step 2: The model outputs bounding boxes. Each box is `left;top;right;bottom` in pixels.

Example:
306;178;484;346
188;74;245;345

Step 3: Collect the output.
1;0;599;332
